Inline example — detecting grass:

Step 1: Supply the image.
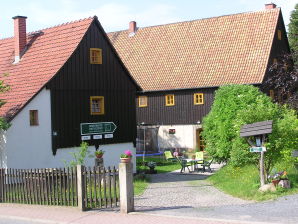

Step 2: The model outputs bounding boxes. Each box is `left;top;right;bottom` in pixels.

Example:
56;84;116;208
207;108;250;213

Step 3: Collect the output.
134;174;150;196
136;157;181;174
208;163;298;201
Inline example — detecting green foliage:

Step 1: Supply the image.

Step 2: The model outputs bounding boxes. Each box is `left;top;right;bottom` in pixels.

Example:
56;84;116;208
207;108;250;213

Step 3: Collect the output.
208;164;298;201
0;74;10;131
288;3;298;56
202;85;265;163
202;85;298;173
66;142;90;167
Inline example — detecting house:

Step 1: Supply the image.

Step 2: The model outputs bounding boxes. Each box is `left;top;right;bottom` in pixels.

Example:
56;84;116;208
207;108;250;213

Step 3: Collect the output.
0;16;140;170
108;3;291;153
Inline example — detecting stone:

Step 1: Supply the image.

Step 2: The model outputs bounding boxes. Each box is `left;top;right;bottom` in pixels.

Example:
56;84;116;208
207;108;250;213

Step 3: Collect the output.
278;180;291;189
259;183;276;192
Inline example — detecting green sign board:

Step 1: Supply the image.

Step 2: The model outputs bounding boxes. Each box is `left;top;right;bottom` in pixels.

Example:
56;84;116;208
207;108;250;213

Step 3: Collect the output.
80;122;117;135
250;147;266;153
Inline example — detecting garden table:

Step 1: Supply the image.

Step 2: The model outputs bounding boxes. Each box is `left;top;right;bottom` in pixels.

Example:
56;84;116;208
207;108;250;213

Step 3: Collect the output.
183;159;204;172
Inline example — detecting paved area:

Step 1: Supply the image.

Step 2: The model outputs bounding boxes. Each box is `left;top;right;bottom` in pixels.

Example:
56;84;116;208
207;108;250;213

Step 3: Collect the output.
0;203;248;224
135;167;298;224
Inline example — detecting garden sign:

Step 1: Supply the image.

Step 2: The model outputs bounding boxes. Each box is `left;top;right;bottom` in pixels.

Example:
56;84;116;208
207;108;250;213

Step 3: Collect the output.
240;120;273;186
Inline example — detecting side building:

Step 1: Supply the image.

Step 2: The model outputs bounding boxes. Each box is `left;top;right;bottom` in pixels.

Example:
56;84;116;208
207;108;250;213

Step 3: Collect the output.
108;3;290;153
0;16;140;170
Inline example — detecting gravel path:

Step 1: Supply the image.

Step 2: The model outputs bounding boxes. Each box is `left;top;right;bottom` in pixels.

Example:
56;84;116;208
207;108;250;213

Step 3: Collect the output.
135;168;298;224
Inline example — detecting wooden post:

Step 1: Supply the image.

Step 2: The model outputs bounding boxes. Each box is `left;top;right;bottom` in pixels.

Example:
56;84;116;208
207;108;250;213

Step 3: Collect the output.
77;165;86;211
119;162;134;213
0;169;3;202
260;151;265;186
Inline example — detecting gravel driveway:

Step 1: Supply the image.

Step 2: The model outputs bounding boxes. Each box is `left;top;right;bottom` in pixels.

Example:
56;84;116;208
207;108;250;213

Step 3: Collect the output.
135;168;298;224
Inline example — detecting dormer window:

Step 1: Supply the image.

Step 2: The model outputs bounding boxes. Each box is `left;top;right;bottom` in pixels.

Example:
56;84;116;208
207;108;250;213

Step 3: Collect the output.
90;48;102;64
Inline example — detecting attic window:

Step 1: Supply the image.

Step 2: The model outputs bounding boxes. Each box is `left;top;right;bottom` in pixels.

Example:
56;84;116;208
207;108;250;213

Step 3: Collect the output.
90;96;104;115
277;30;282;40
138;96;148;107
29;110;39;126
194;93;204;105
165;94;175;106
90;48;102;64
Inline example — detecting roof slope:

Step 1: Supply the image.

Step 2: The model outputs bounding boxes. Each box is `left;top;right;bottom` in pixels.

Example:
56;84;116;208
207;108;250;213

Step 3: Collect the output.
108;8;280;91
0;17;93;118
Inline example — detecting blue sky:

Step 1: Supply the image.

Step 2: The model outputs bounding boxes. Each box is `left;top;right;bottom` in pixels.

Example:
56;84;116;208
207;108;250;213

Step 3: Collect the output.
0;0;296;38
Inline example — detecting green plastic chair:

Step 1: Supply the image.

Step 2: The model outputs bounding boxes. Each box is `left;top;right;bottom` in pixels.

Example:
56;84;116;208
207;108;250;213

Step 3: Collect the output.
164;151;177;162
195;152;204;164
202;159;213;172
177;157;191;173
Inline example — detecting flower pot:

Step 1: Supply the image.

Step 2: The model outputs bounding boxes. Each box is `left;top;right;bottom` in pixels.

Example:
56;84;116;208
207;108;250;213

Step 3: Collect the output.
272;179;280;186
96;154;103;158
120;157;131;163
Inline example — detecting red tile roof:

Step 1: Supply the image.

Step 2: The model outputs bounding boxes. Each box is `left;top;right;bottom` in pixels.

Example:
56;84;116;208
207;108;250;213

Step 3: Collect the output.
108;8;280;91
0;17;93;118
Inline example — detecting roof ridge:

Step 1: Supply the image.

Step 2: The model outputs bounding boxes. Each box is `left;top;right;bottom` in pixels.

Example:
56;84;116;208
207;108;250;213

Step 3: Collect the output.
0;16;94;41
108;8;280;34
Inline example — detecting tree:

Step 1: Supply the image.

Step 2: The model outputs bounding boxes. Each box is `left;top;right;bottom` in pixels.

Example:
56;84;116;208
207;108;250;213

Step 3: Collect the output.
202;85;266;163
262;53;298;110
202;85;298;181
288;3;298;55
0;74;10;130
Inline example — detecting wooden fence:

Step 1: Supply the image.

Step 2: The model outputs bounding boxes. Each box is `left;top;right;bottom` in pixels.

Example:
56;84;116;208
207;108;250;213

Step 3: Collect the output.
82;166;119;209
0;166;119;209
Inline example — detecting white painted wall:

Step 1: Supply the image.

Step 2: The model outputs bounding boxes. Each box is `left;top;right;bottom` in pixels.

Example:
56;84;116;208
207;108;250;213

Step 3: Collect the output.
158;125;201;150
0;88;136;172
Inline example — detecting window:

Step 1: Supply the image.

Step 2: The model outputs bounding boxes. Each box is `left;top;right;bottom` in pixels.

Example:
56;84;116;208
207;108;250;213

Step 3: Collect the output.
269;90;275;100
273;58;277;64
138;96;147;107
29;110;38;126
90;48;102;64
194;93;204;105
90;96;104;115
165;94;175;106
277;30;282;40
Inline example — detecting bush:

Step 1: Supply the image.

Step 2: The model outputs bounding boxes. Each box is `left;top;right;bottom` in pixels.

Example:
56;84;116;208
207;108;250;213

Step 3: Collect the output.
203;85;298;173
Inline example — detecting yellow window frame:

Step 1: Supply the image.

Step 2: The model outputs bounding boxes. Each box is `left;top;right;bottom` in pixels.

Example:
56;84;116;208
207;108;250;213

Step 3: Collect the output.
138;96;148;107
90;96;105;115
90;48;102;64
165;94;175;106
194;93;204;105
277;30;282;40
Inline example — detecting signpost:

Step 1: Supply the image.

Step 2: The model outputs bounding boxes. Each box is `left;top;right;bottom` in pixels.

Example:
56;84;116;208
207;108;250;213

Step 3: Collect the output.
80;122;117;141
250;147;266;153
240;120;273;187
80;122;117;135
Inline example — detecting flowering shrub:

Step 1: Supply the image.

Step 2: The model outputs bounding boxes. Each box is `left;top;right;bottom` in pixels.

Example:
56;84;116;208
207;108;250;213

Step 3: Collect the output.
120;150;132;158
268;169;288;181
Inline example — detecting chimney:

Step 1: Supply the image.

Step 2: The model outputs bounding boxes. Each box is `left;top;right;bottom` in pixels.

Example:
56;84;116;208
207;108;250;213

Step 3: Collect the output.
265;3;277;10
129;21;136;37
12;16;27;63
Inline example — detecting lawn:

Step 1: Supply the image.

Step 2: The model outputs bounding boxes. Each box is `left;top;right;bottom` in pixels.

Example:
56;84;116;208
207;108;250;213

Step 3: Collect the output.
208;163;298;201
136;156;181;174
134;156;181;196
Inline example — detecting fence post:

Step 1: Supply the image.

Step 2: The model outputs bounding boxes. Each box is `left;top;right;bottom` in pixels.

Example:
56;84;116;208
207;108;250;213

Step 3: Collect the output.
77;165;86;211
0;169;3;202
119;161;134;213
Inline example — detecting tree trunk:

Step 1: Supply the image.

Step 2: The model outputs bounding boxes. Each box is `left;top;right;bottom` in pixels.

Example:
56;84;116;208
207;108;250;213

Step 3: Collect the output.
260;152;265;186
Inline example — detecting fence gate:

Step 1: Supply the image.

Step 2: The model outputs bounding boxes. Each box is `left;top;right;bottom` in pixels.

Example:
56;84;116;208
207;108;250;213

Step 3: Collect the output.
82;166;119;209
0;168;78;206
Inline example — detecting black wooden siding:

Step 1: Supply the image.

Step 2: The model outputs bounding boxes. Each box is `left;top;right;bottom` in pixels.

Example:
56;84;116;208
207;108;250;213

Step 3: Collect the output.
47;20;138;153
136;88;215;125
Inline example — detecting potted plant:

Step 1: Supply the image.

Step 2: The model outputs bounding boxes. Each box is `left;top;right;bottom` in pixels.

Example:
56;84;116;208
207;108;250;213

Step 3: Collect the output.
95;150;105;158
120;150;133;163
146;161;157;174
